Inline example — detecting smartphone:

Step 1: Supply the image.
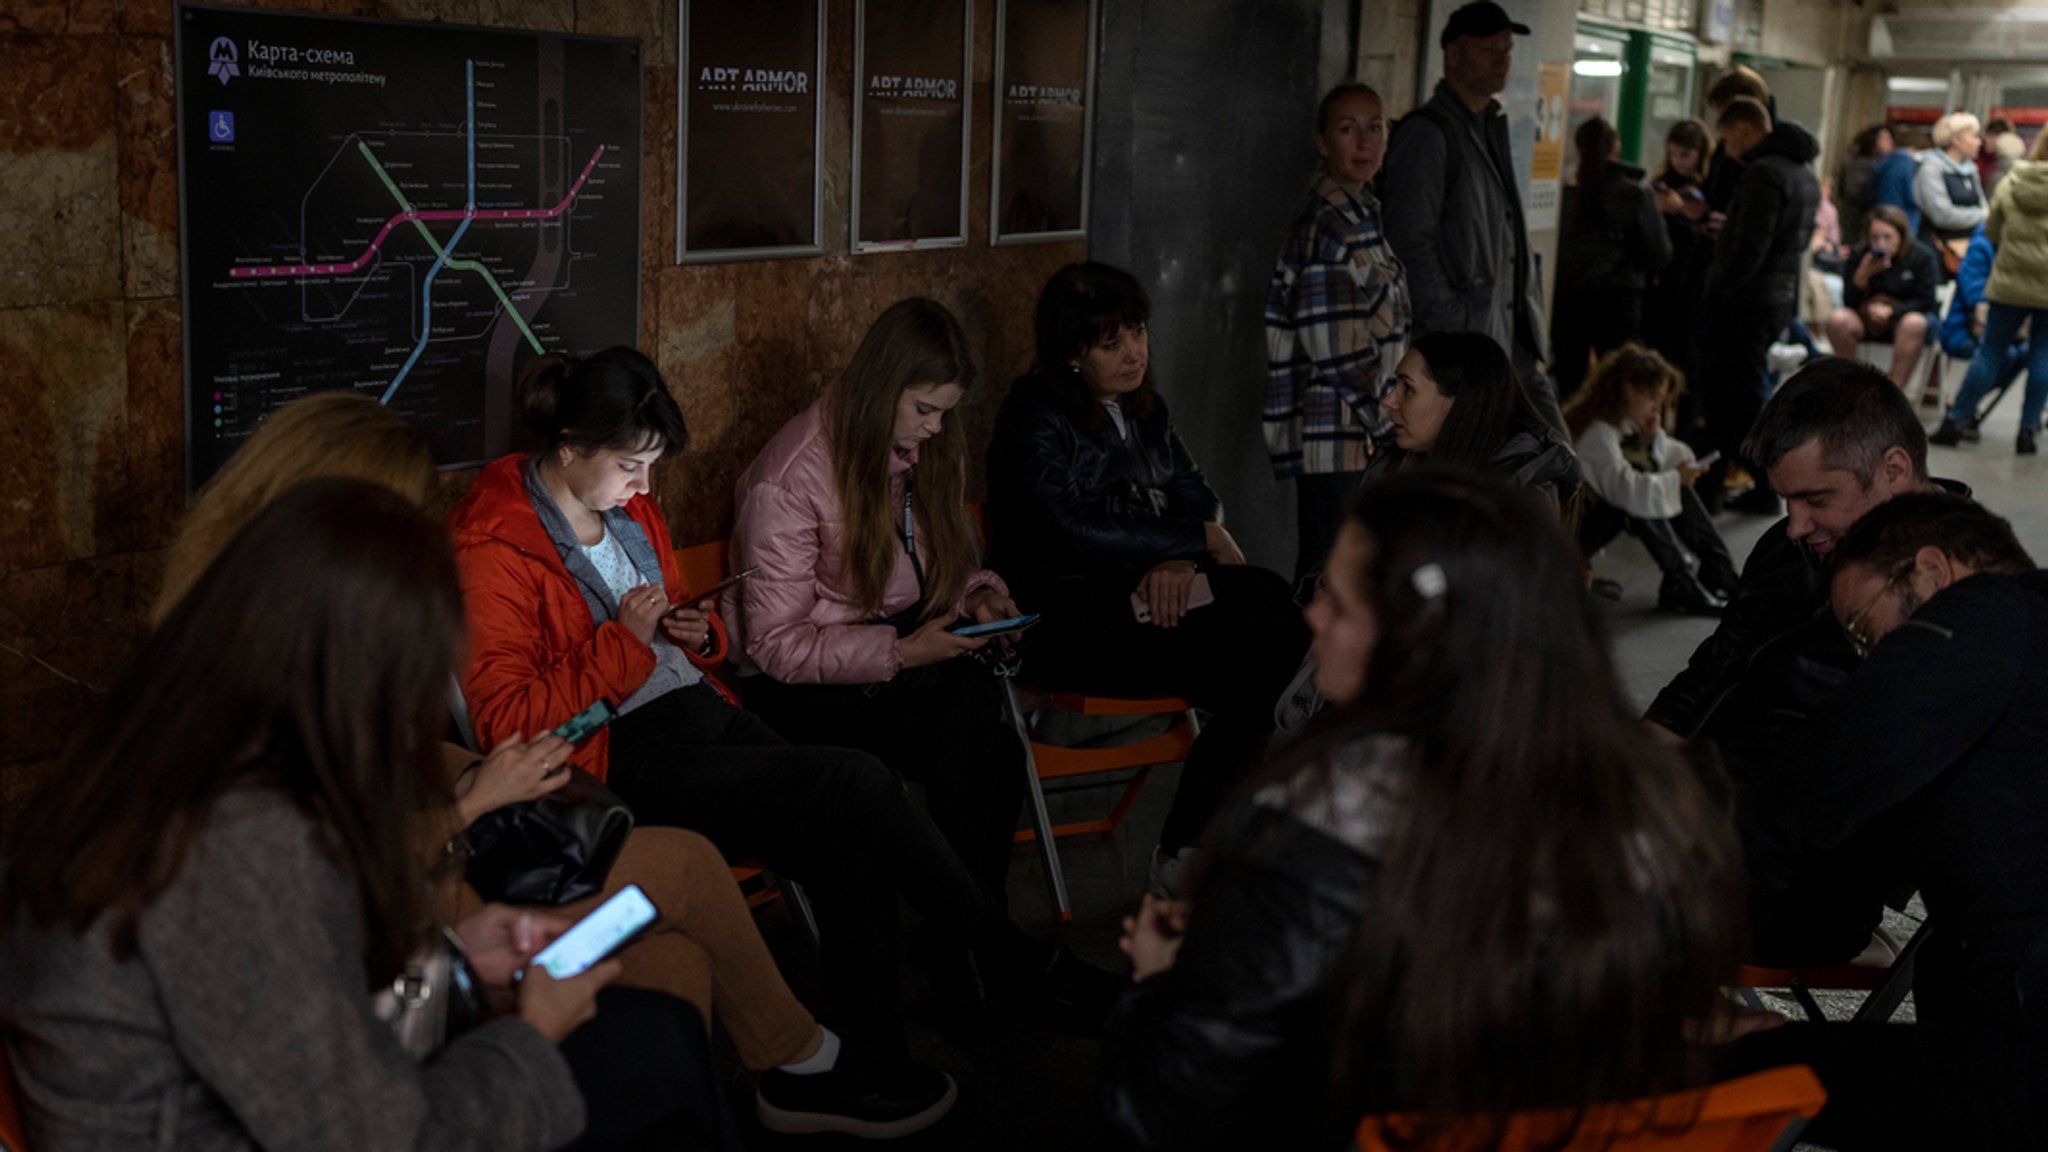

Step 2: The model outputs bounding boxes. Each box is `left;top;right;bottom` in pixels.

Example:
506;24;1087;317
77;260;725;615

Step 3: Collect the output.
949;613;1042;638
671;567;758;614
1696;450;1723;469
1132;573;1216;623
552;699;616;745
527;884;659;980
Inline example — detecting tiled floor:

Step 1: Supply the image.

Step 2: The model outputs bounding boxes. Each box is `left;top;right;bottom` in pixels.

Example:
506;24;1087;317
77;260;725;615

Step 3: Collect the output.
729;356;2040;1149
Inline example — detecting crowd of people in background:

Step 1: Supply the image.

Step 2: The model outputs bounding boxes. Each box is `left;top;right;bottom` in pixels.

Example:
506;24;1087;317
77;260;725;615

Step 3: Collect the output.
4;1;2047;1149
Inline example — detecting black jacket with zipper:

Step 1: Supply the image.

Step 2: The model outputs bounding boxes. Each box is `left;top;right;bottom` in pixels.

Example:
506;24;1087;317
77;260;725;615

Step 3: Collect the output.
1703;120;1821;308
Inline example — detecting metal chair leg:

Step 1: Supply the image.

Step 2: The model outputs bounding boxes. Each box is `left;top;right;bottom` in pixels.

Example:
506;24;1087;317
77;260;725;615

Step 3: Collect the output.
1004;681;1071;921
1852;922;1927;1024
782;879;821;948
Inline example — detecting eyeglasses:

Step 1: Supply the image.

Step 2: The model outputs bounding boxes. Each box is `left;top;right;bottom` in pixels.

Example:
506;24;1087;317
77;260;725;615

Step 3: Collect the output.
1841;577;1900;659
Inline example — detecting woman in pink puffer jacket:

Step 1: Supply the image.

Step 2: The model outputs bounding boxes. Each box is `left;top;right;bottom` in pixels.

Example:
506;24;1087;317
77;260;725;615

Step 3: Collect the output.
730;299;1031;952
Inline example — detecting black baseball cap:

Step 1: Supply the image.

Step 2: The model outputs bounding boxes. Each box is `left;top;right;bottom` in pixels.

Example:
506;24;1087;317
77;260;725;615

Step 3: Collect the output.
1440;1;1532;46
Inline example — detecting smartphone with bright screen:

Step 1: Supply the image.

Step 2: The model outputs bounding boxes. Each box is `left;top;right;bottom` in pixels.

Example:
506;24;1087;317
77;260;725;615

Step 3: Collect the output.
529;884;659;980
553;699;616;745
949;613;1041;638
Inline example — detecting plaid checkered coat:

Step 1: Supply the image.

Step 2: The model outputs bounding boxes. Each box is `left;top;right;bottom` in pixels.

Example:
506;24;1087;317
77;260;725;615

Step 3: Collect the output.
1263;174;1411;477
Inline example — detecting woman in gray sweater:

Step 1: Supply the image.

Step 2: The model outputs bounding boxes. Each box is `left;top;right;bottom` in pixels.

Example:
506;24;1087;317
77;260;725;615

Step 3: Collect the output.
0;480;611;1152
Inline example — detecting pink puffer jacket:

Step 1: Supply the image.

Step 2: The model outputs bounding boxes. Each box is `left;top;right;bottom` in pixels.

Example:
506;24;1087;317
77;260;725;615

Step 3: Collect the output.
729;399;1005;684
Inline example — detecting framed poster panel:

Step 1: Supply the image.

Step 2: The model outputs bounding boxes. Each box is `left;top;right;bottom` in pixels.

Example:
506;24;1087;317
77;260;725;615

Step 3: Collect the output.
174;4;642;490
853;0;972;252
990;0;1096;245
677;0;826;263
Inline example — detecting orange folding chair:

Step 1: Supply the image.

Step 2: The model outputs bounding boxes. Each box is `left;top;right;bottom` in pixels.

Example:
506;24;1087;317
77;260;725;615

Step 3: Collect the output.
1731;919;1927;1024
0;1048;31;1152
1356;1065;1826;1152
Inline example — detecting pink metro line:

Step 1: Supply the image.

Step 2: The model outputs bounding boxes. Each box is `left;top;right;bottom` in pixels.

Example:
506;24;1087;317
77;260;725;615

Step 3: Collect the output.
229;144;607;280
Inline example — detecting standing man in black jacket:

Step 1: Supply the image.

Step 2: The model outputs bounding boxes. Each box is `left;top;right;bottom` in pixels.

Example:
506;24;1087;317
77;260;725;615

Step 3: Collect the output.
1696;97;1820;513
1739;493;2048;1150
1644;360;1961;963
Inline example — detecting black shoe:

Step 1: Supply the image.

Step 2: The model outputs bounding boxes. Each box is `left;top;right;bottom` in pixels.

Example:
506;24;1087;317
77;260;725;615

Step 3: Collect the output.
2021;429;2039;456
1589;576;1624;602
928;945;1003;1022
1930;418;1977;447
1700;563;1742;600
756;1054;957;1138
999;942;1119;1038
1725;486;1782;517
1657;572;1727;617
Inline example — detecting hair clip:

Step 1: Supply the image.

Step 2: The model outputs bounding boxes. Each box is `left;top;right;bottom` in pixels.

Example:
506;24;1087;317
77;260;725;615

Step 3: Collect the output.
1410;562;1448;600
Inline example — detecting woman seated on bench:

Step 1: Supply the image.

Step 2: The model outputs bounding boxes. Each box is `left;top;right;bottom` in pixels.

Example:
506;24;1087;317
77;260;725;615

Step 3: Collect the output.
447;349;1113;1118
1102;471;1745;1151
730;298;1028;991
987;262;1309;896
1825;204;1940;393
152;390;888;1142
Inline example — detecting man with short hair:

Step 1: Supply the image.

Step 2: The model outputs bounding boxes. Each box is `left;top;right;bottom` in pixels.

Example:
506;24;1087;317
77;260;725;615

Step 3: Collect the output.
1380;1;1563;431
1694;96;1820;513
1738;492;2048;1149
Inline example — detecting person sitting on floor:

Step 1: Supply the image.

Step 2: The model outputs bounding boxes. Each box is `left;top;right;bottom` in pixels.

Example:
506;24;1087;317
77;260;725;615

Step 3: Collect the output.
987;261;1309;897
1738;492;2048;1151
730;298;1030;998
1565;343;1738;616
1103;470;1744;1151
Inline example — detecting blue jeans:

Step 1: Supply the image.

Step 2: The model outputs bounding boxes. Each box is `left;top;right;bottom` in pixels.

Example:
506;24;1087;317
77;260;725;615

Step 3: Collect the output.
1948;302;2046;429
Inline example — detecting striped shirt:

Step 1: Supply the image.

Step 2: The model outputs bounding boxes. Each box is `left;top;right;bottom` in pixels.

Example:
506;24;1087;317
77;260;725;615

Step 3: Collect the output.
1263;174;1411;477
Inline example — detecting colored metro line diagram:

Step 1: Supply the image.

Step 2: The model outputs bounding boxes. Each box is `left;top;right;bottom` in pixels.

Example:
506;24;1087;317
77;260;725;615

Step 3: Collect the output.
178;6;641;489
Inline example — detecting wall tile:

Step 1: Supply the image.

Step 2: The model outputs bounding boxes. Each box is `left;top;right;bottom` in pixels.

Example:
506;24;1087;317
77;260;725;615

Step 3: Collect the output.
119;0;168;37
376;0;478;24
642;63;675;273
477;0;570;32
574;0;664;68
0;1;67;33
0;552;138;765
124;297;183;551
0;302;132;572
0;34;120;309
117;35;176;298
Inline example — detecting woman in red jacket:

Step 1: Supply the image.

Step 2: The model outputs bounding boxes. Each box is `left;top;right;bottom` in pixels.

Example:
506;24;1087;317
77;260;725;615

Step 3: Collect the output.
448;348;1111;1123
730;300;1025;906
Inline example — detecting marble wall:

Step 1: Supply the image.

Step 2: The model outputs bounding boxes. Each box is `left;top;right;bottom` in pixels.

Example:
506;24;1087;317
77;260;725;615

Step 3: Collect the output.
0;0;1081;819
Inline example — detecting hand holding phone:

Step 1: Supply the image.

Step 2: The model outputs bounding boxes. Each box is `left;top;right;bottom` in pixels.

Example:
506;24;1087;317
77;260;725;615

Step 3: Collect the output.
1695;449;1722;469
670;567;758;615
527;885;660;980
948;613;1041;639
1133;569;1213;627
552;699;617;745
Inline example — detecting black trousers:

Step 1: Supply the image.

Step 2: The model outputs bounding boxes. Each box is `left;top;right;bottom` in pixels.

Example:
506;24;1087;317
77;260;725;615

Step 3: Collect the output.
1294;471;1364;584
1734;1020;2048;1150
1017;565;1309;852
1551;287;1645;402
743;659;1027;907
605;683;1031;1065
561;988;741;1152
1693;303;1791;500
1577;486;1739;591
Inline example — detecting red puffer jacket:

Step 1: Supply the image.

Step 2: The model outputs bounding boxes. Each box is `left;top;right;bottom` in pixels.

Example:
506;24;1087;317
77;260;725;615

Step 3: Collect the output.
448;454;729;781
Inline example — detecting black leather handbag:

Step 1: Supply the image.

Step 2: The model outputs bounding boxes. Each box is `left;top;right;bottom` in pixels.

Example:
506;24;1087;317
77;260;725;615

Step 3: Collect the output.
463;766;634;905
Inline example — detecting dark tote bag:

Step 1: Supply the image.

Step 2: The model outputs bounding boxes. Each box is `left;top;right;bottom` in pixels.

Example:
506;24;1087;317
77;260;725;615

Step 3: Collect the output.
464;766;633;905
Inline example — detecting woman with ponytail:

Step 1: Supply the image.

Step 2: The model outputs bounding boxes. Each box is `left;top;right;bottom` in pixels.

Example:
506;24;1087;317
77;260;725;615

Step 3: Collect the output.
730;299;1027;921
1102;470;1746;1151
1551;116;1673;401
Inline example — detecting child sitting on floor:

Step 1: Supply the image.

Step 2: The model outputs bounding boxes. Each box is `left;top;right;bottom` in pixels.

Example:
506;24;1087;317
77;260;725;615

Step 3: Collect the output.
1566;344;1740;615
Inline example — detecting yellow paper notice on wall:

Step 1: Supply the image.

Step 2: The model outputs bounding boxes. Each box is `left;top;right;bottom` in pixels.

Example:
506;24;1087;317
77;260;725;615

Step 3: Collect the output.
1532;61;1568;182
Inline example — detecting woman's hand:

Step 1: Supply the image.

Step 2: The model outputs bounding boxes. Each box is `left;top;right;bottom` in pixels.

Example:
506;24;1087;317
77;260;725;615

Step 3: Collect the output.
455;731;573;825
1677;459;1708;487
1136;560;1198;628
1854;250;1889;290
1654;186;1685;216
898;615;988;669
1203;522;1246;567
518;959;620;1045
618;584;670;646
660;603;713;653
964;585;1021;624
1865;299;1895;329
1119;894;1189;983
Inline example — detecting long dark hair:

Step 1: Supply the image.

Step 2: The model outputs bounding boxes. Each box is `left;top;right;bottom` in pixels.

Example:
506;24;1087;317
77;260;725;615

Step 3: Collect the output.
1031;261;1160;431
520;346;690;457
1256;471;1743;1139
1652;119;1710;189
3;479;462;987
1401;331;1545;467
827;298;981;619
1572;117;1619;228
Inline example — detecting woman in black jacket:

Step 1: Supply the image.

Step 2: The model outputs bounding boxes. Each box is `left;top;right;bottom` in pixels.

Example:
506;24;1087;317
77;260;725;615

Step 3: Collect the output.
1824;204;1942;392
1551;117;1674;401
1103;471;1746;1151
987;262;1309;890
